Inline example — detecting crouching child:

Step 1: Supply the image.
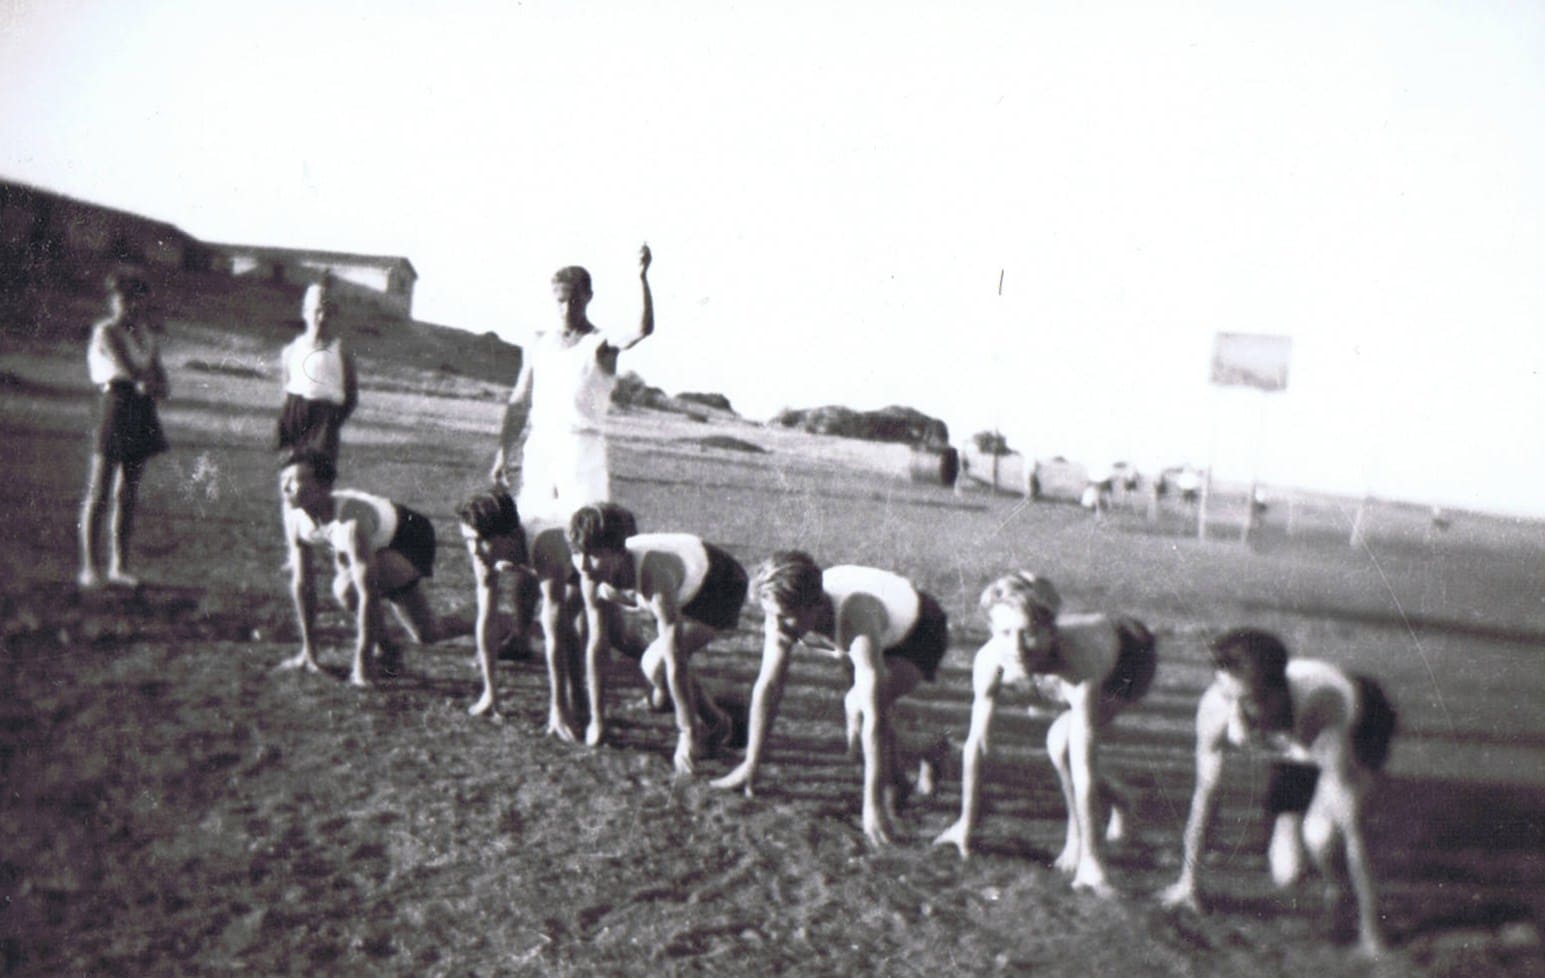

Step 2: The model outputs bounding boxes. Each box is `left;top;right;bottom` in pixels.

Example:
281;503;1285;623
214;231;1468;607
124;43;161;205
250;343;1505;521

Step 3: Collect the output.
1159;628;1396;956
566;503;744;774
934;572;1156;897
278;450;443;687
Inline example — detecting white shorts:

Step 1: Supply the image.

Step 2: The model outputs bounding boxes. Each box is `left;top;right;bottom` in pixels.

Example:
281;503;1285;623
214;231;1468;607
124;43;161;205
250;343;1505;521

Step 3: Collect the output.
517;427;611;525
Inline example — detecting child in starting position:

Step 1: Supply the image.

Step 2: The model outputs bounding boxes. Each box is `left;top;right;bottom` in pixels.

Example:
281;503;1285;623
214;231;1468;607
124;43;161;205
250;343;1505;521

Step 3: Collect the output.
566;503;743;774
711;551;949;847
455;487;541;717
278;450;444;686
934;572;1156;897
1159;628;1396;956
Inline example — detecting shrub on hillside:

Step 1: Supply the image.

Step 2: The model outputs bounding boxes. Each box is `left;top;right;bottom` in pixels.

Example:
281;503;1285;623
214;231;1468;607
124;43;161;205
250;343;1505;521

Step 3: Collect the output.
773;404;949;446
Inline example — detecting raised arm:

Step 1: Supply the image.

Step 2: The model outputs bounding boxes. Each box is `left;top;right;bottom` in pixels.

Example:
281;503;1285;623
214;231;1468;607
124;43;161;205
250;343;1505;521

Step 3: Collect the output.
934;646;1003;857
492;359;534;484
1161;683;1230;910
607;243;654;352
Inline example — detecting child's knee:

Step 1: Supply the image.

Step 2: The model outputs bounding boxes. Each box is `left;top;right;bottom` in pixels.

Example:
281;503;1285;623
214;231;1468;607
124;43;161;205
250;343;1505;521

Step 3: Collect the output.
1046;713;1072;756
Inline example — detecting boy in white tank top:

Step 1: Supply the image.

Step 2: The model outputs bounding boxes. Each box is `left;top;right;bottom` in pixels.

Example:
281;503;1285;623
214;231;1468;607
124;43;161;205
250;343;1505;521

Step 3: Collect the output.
491;245;655;524
566;503;746;774
711;551;950;847
277;451;446;687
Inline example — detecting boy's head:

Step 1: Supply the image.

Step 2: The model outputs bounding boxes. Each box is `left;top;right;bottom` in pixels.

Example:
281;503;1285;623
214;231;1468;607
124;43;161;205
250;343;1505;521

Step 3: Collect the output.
302;277;335;330
1208;627;1293;732
458;487;527;570
979;571;1061;674
279;450;336;511
751;550;826;636
106;267;151;312
551;266;593;306
567;503;638;582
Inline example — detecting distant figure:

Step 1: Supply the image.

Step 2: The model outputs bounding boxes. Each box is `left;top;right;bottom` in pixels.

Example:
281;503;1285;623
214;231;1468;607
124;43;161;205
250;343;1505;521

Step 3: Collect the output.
1159;628;1397;957
1081;462;1114;517
711;551;949;847
935;573;1156;897
456;487;540;717
567;503;744;773
79;268;169;589
277;451;444;687
276;277;357;467
954;452;970;497
491;245;654;525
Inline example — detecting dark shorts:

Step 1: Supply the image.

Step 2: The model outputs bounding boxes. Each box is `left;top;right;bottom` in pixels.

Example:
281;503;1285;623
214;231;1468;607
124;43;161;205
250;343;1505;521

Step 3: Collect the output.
1099;616;1157;706
383;503;436;588
276;394;347;463
94;381;168;464
884;591;948;682
1266;761;1321;815
1351;674;1397;773
679;543;749;632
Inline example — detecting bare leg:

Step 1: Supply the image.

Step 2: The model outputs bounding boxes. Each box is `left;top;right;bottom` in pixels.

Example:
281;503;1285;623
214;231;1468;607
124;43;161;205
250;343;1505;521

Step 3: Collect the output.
541;579;579;741
78;454;112;586
1047;714;1081;875
107;457;145;585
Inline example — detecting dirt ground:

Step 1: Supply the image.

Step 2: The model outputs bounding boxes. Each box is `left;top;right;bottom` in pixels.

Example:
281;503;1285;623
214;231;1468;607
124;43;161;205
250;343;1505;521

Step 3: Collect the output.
2;325;1544;977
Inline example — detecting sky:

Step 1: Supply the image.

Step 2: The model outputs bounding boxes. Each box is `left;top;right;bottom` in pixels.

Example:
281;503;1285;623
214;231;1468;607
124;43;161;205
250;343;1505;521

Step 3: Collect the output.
3;0;1543;517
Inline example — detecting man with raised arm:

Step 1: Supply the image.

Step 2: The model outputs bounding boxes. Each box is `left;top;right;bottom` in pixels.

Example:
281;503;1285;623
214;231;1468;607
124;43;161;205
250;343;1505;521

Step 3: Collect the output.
491;245;654;524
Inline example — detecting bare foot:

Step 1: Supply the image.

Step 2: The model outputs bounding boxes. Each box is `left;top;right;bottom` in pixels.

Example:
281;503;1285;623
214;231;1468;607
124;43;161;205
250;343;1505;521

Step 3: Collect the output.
710;763;755;797
106;569;140;588
77;568;103;590
468;691;499;717
276;652;321;674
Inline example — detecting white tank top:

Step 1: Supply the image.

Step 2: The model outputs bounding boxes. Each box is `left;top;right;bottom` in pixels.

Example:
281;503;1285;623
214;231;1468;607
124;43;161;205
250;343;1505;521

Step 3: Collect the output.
821;565;921;650
87;321;159;386
282;336;348;403
526;330;615;435
291;489;397;554
624;533;710;606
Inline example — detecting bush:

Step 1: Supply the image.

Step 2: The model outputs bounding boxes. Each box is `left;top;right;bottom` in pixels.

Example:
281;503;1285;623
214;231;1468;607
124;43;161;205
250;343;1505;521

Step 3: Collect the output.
972;430;1011;456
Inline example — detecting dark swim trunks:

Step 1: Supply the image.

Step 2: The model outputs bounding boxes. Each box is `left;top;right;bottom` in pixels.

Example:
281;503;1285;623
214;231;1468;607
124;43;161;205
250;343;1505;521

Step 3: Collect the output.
381;503;436;592
884;591;949;682
678;543;749;633
95;381;169;463
1099;616;1157;706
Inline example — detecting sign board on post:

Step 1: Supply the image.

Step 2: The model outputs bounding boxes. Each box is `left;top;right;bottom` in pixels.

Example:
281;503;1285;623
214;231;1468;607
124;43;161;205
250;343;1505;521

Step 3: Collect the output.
1205;330;1291;387
1210;333;1293;392
1201;332;1292;542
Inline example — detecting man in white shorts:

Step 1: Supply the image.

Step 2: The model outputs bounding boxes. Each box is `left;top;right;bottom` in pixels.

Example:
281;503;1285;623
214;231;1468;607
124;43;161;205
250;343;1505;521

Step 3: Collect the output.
491;245;654;524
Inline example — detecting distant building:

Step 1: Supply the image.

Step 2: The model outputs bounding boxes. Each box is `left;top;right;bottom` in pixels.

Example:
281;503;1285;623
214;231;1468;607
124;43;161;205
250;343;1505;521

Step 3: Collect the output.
210;244;417;321
0;179;217;273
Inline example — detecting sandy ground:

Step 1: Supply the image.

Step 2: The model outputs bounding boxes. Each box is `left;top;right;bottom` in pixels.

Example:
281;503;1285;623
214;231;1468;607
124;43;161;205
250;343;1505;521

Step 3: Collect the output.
2;323;1544;977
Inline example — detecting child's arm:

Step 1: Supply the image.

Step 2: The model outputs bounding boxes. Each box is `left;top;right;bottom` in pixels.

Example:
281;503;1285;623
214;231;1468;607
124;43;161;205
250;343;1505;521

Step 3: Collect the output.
711;617;794;796
491;361;533;484
341;521;379;687
644;589;699;775
340;346;358;420
1160;683;1231;910
279;510;321;672
934;645;1003;857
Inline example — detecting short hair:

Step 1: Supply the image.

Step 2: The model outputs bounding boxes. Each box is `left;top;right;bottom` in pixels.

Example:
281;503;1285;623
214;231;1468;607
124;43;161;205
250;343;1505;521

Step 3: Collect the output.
281;449;336;486
751;550;825;613
106;267;151;300
1209;628;1290;685
567;503;637;555
457;487;522;539
979;571;1062;624
551;265;593;295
